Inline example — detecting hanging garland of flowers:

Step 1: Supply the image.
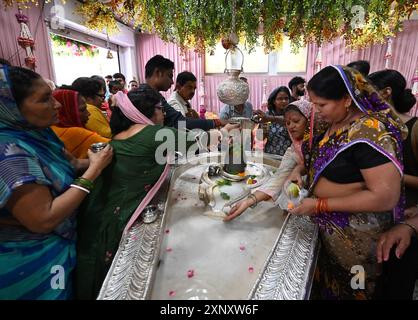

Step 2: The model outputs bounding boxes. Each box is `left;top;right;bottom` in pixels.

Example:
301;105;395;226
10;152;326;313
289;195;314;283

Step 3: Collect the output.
2;0;43;8
50;33;99;58
2;0;418;53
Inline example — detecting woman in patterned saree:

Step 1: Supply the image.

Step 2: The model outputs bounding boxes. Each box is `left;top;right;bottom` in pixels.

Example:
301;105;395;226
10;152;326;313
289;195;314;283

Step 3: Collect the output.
288;65;406;299
0;65;112;299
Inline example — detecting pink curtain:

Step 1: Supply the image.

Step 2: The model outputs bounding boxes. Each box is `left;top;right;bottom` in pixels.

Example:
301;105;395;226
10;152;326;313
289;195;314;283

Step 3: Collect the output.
137;21;418;114
306;20;418;115
0;1;54;80
136;33;205;109
136;32;306;112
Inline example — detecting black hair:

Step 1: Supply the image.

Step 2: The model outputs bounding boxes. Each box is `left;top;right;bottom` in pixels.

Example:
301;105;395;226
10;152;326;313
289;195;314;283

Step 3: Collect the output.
368;69;416;113
288;76;305;90
58;84;76;90
307;66;348;100
8;66;42;107
0;58;12;66
284;104;307;119
105;75;113;79
347;60;370;76
113;73;126;81
91;75;107;91
267;86;291;112
145;55;175;79
72;77;102;98
176;71;197;86
108;80;123;91
110;85;161;135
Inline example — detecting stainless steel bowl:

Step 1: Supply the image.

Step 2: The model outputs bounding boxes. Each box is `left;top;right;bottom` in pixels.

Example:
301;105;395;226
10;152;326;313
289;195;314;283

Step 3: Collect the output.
90;142;108;153
142;205;159;224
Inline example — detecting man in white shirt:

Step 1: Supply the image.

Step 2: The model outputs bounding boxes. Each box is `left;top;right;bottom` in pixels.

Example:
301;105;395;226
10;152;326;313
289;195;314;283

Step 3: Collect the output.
168;71;199;118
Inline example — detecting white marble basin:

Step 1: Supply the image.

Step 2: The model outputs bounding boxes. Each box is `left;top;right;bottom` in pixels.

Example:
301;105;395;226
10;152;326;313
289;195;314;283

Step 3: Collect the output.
98;153;319;301
150;164;286;300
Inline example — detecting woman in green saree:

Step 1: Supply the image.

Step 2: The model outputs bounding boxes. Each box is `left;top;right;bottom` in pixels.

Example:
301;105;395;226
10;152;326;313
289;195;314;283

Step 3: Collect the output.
75;86;238;299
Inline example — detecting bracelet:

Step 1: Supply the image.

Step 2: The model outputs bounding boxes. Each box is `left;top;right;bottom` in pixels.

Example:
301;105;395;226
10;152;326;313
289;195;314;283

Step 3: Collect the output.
213;119;222;128
398;221;418;238
315;198;330;215
248;194;258;209
73;177;94;191
70;184;90;194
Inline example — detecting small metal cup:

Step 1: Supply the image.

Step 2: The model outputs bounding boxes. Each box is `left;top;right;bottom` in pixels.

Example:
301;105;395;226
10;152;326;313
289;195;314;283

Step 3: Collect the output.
142;205;159;224
208;165;221;177
90;142;108;153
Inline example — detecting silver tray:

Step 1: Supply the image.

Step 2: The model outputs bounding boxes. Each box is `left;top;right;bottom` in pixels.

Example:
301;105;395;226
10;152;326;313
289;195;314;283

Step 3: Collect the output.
98;152;319;300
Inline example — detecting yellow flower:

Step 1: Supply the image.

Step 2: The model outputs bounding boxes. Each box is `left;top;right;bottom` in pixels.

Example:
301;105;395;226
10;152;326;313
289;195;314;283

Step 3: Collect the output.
354;73;369;90
364;118;379;130
318;136;329;147
335;128;343;137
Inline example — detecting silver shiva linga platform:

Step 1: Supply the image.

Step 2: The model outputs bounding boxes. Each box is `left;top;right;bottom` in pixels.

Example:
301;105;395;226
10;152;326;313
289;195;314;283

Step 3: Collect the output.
98;152;319;300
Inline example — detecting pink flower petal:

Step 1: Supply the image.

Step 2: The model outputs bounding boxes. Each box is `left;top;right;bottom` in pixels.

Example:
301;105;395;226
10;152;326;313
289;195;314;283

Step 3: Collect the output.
169;291;176;297
239;245;246;251
248;266;254;273
166;247;173;252
187;269;195;278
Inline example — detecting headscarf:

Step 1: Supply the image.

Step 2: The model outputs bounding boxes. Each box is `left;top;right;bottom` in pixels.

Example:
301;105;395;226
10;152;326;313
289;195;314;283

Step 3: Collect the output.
53;89;83;127
0;64;74;216
286;99;312;163
113;91;170;234
303;65;405;225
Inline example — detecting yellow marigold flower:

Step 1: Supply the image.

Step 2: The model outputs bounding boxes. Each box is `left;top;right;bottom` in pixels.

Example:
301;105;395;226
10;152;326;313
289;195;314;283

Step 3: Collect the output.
319;136;329;147
364;118;379;130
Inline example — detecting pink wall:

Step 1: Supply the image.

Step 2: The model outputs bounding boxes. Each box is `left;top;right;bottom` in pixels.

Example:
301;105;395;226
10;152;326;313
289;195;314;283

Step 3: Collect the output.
136;20;418;114
0;1;54;80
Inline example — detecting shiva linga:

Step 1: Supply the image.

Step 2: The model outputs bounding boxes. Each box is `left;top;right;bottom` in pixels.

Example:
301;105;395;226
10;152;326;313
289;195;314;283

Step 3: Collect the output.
198;129;267;214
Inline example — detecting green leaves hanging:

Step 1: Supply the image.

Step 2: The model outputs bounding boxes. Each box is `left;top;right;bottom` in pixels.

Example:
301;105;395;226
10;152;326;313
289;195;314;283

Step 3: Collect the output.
3;0;417;53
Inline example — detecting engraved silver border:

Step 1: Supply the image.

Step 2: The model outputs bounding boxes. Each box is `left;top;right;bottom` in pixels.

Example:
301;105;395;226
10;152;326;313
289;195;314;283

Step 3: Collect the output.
248;215;319;300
